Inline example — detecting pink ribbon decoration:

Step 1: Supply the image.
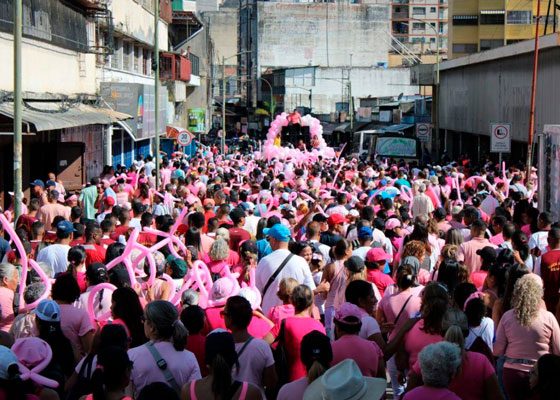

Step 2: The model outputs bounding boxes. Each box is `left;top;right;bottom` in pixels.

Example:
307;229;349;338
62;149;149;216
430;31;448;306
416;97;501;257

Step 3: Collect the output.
104;229;156;287
453;176;463;206
299;192;325;215
170;260;213;308
12;337;59;388
0;214;51;311
143;207;189;259
86;282;117;324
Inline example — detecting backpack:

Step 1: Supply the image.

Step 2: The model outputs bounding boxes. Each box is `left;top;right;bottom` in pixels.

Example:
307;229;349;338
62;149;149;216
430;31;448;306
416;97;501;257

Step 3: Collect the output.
467;332;495;366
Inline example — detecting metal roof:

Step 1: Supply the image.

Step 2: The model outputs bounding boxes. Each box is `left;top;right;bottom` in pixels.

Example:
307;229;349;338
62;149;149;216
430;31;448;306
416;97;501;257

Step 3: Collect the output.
0;102;132;133
378;123;415;133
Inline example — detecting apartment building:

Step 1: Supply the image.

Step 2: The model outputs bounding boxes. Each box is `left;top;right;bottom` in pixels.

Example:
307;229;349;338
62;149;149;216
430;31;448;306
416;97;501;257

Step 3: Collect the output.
390;0;449;67
449;0;555;58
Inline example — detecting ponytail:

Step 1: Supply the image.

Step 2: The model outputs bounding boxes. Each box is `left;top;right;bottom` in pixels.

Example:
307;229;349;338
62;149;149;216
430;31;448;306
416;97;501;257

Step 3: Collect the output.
444;325;465;353
171;320;188;351
211;353;232;399
90;367;106;400
307;360;328;384
98;289;104;311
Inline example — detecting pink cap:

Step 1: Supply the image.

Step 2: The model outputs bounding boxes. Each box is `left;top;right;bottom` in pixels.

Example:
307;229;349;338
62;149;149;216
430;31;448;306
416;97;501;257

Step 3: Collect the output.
210;277;240;302
366;247;390;263
335;302;366;322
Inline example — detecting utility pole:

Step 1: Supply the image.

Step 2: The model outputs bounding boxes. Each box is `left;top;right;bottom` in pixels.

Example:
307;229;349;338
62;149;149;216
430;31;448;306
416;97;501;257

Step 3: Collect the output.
526;0;542;180
349;81;354;134
13;0;23;223
222;55;226;155
154;0;160;189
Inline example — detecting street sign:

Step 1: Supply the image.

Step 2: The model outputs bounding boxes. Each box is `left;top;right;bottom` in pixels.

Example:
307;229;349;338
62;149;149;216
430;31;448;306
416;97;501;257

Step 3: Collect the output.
416;123;432;143
177;131;193;147
490;123;511;153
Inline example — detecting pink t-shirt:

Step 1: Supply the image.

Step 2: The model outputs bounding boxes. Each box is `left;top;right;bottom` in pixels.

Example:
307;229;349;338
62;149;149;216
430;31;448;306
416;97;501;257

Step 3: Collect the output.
378;286;423;341
58;303;94;355
470;271;487;290
404;319;443;368
267;304;295;327
233;337;274;390
403;386;461;400
331;334;383;377
366;269;395;297
283;317;326;381
412;351;495;400
277;377;309;400
494;308;560;372
205;306;226;332
247;315;274;339
0;287;15;332
459;237;497;274
128;341;201;396
489;233;504;246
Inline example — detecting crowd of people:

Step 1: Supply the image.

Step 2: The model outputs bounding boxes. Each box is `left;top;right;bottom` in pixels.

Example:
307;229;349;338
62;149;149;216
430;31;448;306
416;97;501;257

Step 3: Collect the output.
0;146;558;400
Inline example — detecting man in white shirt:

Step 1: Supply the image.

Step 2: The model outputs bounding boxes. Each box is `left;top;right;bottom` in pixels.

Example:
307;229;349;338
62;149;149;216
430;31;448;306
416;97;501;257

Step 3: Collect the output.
36;220;74;276
256;224;317;314
412;182;434;219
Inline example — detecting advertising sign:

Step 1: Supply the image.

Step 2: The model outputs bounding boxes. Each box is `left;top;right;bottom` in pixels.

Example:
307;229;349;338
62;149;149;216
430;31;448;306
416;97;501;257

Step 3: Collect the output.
490;123;511;153
188;108;206;133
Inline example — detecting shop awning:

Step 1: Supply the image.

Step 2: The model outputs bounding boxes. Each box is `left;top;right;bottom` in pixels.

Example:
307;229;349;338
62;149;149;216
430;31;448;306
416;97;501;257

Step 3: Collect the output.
378;123;415;133
0;102;132;133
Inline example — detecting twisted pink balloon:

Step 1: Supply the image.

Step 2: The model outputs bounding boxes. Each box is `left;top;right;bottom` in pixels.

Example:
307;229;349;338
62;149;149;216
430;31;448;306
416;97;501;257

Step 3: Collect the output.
86;282;117;324
170;260;213;307
12;337;59;388
0;214;51;311
143;207;189;258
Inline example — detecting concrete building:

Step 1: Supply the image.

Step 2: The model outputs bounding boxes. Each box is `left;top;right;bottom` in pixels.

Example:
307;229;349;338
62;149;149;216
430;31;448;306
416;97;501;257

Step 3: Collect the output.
390;0;449;67
239;1;396;110
449;0;556;58
266;66;418;116
438;33;560;162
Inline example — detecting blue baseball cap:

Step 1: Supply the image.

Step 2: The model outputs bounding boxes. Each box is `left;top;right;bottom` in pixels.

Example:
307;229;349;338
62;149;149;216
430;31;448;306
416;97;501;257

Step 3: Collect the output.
30;179;45;188
34;299;60;322
56;220;76;234
357;226;373;239
0;346;18;380
263;224;291;242
45;180;56;188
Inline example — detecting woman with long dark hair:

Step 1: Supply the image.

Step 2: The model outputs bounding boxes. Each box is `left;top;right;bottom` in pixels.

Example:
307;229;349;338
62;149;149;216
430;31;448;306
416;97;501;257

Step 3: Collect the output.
86;346;133;400
111;287;147;348
182;331;262;400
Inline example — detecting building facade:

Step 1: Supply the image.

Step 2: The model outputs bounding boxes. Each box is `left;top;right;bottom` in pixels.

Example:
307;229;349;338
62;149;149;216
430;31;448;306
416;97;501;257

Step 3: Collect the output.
449;0;555;58
390;0;449;67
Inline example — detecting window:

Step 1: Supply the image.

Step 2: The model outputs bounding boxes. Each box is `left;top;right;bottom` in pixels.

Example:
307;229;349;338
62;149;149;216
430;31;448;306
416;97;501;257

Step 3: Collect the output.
134;46;140;73
452;15;478;25
411;37;425;44
480;39;503;51
111;37;121;69
480;11;505;25
452;43;477;54
412;7;426;16
430;37;436;43
507;10;531;24
506;39;523;45
430;7;436;13
285;67;315;87
123;41;131;71
143;49;151;76
412;22;425;29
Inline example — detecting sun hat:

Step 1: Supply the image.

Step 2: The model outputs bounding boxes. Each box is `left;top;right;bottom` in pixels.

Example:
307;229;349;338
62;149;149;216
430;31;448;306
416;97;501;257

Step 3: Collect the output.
210;277;240;303
34;299;60;323
303;359;386;400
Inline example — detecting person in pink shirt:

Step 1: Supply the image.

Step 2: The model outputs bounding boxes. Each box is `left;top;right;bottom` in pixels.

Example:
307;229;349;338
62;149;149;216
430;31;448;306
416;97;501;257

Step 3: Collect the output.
489;215;507;246
51;273;95;358
494;274;560;400
402;342;462;400
458;220;497;274
408;308;503;400
0;263;19;332
277;330;332;400
365;248;394;297
205;277;240;332
331;303;385;378
266;277;297;327
401;282;448;370
277;285;326;382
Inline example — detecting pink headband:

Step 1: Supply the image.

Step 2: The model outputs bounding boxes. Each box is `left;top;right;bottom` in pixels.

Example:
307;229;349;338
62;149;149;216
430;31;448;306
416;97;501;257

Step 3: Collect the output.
463;291;485;312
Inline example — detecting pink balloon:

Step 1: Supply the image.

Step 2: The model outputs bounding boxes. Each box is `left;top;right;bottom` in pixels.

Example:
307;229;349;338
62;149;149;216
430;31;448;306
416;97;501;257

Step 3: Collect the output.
86;282;117;324
13;338;59;388
170;260;212;307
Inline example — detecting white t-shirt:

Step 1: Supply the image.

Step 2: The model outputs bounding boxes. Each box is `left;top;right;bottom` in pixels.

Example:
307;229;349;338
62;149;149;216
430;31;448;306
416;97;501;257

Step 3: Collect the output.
244;215;260;238
465;317;494;351
233;337;274;390
352;246;370;261
36;244;71;275
129;218;142;230
359;315;381;339
256;249;316;314
76;287;112;321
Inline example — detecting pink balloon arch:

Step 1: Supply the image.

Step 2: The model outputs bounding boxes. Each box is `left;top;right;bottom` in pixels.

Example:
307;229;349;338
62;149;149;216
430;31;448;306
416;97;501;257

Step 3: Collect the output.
262;113;336;162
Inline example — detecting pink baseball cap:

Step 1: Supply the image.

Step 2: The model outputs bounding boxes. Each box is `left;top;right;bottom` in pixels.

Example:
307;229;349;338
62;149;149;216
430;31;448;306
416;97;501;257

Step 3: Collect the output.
334;302;366;323
366;247;390;263
210;277;240;302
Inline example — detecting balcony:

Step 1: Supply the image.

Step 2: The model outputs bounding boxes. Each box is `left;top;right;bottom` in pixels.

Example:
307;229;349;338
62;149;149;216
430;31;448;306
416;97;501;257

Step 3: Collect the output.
160;52;191;82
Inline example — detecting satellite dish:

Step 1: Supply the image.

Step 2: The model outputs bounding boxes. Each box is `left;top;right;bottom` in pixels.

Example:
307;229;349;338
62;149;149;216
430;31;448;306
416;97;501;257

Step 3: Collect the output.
397;93;404;101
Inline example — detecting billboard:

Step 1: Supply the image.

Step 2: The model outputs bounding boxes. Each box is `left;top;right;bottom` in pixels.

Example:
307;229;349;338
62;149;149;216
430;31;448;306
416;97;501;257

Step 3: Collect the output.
375;136;418;159
188;108;206;133
100;83;167;140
